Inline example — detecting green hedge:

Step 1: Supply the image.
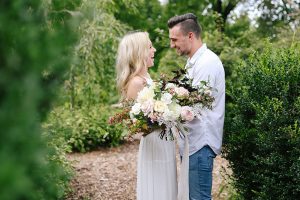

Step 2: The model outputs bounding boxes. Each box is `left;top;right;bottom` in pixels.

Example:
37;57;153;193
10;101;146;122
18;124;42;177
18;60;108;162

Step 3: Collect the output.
224;44;300;199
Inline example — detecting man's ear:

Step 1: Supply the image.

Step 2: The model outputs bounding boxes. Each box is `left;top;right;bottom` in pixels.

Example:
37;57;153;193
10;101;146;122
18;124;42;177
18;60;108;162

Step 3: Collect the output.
188;32;193;40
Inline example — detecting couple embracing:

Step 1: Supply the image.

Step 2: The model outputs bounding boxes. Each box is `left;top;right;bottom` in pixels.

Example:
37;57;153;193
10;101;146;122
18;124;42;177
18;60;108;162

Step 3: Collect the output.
115;13;225;200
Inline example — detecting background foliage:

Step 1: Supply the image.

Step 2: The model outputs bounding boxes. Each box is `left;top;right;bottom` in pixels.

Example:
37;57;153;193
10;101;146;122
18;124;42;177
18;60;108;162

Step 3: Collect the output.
45;0;129;152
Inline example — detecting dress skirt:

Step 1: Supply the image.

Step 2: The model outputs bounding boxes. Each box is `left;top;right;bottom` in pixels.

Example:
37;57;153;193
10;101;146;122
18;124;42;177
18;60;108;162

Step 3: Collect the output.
137;129;178;200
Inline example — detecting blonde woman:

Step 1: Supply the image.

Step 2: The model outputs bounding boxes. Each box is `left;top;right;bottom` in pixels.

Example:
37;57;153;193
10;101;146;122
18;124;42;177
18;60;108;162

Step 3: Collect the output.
116;31;177;200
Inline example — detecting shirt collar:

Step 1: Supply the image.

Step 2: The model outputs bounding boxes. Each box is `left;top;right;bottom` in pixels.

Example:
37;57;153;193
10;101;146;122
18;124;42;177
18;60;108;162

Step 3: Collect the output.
186;43;207;68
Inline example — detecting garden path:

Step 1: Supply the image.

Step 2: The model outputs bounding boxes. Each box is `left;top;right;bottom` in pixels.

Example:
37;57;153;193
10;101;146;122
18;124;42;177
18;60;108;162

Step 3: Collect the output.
66;135;232;200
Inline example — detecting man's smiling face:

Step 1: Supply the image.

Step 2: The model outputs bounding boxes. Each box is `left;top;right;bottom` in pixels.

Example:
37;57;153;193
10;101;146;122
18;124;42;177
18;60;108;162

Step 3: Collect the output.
169;25;191;56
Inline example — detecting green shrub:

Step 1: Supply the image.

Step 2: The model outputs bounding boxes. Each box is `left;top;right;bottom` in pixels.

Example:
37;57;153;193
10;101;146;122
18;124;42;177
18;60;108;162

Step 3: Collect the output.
224;44;300;199
46;104;125;152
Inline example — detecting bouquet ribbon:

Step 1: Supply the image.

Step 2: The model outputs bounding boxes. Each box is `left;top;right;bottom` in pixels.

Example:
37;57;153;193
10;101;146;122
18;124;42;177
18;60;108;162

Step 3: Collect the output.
174;123;189;200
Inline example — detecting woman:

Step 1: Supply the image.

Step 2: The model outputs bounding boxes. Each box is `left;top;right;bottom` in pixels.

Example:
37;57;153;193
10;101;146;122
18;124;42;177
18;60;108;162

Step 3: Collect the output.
116;31;177;200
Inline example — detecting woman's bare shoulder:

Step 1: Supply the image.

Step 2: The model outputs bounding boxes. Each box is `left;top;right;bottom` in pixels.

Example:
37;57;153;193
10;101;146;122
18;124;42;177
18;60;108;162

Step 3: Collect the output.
128;76;146;87
126;76;146;99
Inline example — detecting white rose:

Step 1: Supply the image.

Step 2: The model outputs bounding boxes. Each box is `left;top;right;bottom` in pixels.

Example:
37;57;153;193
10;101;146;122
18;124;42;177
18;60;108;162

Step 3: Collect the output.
130;103;141;115
140;99;154;115
136;87;155;103
161;93;173;104
154;101;168;113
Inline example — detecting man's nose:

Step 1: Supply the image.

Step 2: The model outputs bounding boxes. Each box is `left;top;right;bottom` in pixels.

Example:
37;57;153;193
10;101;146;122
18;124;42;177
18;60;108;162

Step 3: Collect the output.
170;41;175;48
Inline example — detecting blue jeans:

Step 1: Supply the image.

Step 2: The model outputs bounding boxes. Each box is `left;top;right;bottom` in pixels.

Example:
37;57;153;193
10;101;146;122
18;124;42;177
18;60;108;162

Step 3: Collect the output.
189;145;216;200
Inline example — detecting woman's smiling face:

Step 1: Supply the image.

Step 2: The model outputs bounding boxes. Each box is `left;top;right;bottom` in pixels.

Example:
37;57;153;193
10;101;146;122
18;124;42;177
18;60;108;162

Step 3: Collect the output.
146;41;156;67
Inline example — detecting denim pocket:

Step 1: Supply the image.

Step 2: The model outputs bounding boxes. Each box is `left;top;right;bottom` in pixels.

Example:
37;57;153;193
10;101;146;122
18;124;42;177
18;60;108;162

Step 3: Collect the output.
206;146;216;169
207;154;214;169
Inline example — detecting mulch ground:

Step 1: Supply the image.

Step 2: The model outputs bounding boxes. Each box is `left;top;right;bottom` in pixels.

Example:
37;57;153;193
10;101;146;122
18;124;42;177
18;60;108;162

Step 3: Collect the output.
66;135;233;200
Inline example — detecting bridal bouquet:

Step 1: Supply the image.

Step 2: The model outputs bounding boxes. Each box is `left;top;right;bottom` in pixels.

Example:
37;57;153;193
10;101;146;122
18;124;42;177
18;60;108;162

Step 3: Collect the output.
109;69;215;140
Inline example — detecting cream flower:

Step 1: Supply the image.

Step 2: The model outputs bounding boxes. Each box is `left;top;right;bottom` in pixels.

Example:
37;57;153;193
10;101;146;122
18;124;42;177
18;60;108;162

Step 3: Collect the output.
154;100;168;113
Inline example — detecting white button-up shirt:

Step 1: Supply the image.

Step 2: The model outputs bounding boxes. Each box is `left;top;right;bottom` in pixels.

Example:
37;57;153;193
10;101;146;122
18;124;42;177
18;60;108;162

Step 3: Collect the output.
178;43;225;156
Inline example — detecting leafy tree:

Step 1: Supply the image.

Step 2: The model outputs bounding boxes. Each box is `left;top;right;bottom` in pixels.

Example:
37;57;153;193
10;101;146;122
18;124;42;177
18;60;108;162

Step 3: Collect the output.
164;0;243;33
113;0;167;69
71;0;129;106
239;0;300;37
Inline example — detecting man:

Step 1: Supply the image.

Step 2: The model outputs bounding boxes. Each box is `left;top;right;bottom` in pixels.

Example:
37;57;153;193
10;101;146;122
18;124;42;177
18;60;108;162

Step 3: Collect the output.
168;13;225;200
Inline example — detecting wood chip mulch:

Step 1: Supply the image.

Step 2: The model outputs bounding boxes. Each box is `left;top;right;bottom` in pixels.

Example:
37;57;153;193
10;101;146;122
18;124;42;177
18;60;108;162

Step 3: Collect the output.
66;135;233;200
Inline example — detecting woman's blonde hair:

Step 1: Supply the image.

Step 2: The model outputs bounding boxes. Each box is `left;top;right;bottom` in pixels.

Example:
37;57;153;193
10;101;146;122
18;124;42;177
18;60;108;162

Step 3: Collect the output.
116;31;150;96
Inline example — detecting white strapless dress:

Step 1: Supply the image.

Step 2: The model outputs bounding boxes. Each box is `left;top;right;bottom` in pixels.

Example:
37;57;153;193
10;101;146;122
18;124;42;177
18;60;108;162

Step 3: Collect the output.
136;129;177;200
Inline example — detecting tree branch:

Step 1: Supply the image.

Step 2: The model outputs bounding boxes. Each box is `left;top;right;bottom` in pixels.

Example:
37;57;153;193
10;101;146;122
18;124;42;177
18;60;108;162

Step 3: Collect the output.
223;1;238;22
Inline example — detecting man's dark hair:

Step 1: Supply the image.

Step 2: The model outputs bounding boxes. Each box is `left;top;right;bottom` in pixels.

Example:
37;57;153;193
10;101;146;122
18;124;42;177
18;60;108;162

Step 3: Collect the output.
167;13;202;38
